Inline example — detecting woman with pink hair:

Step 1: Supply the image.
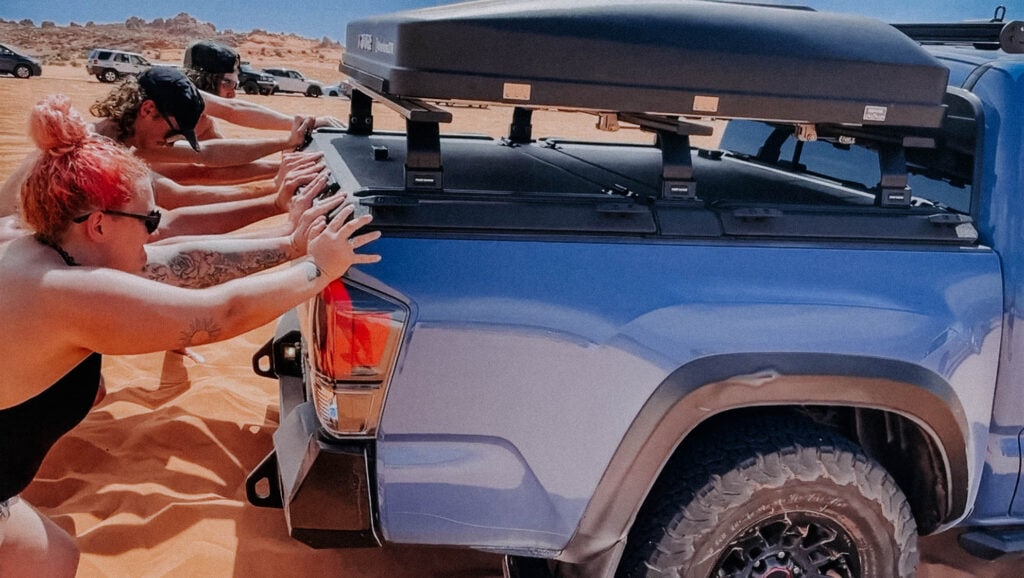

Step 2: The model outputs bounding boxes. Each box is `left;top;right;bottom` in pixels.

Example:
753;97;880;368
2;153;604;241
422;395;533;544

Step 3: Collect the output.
0;95;380;575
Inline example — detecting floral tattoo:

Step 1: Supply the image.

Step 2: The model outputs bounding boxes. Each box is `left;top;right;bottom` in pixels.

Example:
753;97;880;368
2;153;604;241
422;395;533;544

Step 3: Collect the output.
144;248;289;288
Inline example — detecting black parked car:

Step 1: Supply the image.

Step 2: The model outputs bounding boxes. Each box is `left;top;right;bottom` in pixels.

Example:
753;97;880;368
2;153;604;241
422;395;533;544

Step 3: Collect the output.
238;63;277;95
0;43;42;78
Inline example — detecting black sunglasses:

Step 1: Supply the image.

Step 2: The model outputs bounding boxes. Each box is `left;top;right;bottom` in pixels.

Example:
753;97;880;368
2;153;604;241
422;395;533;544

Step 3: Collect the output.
72;209;162;234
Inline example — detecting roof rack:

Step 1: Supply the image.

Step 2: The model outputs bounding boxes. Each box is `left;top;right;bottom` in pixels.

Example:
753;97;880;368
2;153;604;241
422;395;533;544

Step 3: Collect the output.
893;8;1024;53
346;81;452;191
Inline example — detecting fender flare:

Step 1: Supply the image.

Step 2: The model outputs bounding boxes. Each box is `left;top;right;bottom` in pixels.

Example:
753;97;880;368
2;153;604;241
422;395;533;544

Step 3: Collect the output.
558;352;969;567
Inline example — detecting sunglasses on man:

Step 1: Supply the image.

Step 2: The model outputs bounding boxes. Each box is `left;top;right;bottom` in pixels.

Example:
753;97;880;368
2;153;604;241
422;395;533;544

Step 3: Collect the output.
72;209;163;234
157;111;188;146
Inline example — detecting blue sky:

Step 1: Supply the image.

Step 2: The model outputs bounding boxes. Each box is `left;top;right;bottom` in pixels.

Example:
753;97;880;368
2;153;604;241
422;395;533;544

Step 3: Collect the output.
0;1;1011;43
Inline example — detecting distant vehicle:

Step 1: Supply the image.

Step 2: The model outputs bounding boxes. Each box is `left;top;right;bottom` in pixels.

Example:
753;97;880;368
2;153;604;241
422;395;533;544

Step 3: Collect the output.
86;48;152;82
0;43;42;79
238;63;277;95
262;67;323;97
324;79;352;98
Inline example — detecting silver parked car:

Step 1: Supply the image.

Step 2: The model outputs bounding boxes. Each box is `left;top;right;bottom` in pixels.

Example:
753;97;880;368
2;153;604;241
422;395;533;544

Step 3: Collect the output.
86;48;152;82
262;67;323;97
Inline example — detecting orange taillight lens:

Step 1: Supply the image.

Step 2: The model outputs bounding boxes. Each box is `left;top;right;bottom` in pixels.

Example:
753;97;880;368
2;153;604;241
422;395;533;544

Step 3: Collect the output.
310;279;406;437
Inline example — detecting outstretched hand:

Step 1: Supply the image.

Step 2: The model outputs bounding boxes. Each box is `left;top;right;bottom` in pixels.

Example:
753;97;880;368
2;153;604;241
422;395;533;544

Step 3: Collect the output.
287;174;345;257
305;205;381;279
287;116;317;151
274;152;325;212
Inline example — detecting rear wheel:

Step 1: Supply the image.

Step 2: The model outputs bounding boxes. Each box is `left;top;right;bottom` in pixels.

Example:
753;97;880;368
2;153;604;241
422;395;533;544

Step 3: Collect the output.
14;64;31;79
617;412;918;577
100;69;118;83
242;80;259;94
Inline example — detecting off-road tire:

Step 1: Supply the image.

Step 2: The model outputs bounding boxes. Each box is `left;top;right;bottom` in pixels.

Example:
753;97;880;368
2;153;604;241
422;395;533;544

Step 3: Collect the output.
306;86;322;98
242;80;259;95
14;64;31;79
100;69;118;83
617;412;918;577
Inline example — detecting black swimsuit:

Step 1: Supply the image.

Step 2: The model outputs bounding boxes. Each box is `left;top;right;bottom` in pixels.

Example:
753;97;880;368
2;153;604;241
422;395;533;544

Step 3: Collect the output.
0;353;101;501
0;237;102;501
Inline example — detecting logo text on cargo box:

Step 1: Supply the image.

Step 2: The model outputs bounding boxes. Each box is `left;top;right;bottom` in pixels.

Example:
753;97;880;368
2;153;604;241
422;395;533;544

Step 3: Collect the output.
356;34;395;55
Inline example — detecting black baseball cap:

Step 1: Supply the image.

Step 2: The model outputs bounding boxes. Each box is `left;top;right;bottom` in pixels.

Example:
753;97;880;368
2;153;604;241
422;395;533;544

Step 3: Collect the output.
184;40;239;74
137;66;205;151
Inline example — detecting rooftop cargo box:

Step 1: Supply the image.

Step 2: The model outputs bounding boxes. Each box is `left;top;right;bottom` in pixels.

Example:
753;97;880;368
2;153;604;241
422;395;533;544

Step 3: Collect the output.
341;0;949;128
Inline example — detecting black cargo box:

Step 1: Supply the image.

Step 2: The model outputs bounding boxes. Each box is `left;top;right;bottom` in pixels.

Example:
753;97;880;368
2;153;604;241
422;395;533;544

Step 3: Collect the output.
342;0;949;128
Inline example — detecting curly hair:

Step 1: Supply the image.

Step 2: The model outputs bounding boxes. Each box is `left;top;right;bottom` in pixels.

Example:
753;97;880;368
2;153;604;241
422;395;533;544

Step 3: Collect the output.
89;76;145;144
23;95;150;243
185;68;224;94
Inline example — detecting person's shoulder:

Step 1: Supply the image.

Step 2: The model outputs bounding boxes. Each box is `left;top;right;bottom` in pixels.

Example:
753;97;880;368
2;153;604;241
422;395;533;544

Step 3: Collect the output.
89;120;117;141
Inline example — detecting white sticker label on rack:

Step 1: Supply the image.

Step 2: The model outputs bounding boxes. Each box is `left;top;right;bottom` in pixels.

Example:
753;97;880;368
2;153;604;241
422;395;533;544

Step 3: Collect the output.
864;105;888;122
693;95;719;113
503;83;532;101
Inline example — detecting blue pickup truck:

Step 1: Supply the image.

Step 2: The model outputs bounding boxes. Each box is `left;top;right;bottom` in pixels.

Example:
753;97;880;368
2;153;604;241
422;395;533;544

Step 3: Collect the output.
246;1;1024;576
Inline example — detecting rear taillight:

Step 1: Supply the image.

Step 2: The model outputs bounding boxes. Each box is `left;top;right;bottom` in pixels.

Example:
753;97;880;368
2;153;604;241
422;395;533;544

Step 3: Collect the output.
309;279;406;437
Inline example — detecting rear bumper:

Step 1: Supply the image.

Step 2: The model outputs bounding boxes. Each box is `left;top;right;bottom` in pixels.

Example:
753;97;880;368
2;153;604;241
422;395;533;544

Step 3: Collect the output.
245;327;381;548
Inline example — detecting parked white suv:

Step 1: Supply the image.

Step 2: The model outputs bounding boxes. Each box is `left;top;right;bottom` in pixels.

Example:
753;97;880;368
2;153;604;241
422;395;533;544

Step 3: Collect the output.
262;68;323;97
86;49;152;83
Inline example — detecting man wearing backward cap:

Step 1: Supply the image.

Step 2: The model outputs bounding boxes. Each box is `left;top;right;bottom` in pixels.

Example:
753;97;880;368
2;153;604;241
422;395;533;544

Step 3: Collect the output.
90;66;313;175
182;40;343;141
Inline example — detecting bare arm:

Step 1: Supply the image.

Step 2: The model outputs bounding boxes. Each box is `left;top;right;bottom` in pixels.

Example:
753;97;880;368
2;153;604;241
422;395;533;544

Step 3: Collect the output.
203;94;345;132
148;159;279;186
153;195;283;239
134;132;301;167
151;152;328;237
151;173;275;209
143;236;294;288
151;170;334;247
49;209;380;356
141;185;344;288
203;92;293;130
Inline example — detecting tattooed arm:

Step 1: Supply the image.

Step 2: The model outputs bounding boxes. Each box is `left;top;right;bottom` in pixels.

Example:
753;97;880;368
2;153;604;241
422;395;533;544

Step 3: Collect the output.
143;237;294;288
141;188;346;288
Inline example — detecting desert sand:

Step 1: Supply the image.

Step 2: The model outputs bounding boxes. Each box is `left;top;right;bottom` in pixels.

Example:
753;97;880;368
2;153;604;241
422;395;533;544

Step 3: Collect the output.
0;64;1020;577
1;65;508;578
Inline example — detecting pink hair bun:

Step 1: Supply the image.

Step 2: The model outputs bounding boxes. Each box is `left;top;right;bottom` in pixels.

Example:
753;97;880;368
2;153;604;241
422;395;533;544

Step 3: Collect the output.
28;94;89;157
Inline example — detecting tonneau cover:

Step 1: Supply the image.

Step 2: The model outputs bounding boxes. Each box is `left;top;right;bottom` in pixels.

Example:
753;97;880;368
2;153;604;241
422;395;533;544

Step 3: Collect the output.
342;0;949;128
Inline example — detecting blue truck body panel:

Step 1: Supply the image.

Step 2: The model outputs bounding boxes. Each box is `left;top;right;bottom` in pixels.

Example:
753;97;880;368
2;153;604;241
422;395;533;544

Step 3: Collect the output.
955;56;1024;522
362;238;1003;547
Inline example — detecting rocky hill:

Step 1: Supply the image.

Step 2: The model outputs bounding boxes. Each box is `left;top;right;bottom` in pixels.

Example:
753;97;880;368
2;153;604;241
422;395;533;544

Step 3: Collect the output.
0;13;343;66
